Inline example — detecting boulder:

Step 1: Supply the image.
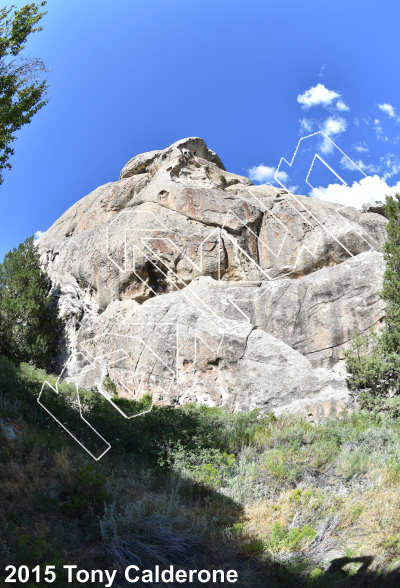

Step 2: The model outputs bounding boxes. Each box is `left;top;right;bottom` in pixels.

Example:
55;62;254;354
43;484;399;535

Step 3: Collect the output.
362;201;386;217
39;137;388;416
63;293;350;415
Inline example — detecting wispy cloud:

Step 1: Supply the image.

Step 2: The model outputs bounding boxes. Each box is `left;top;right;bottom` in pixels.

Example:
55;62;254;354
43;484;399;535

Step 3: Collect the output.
341;154;382;175
299;118;313;133
355;117;370;127
381;153;400;180
353;142;369;152
336;100;349;112
374;118;388;141
340;156;360;171
378;103;396;118
247;164;288;184
358;161;380;174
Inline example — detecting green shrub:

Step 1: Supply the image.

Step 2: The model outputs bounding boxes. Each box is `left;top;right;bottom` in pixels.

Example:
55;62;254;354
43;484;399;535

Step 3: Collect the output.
12;527;61;567
264;448;302;482
63;464;108;516
219;174;228;189
266;521;316;553
385;533;400;554
103;375;116;394
231;523;244;538
244;539;264;555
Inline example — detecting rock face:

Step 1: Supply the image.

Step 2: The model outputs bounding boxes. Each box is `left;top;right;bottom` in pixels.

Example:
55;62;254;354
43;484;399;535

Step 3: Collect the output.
39;137;387;417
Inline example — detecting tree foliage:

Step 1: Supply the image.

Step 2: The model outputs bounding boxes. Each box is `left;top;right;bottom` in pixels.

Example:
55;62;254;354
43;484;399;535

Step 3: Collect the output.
0;2;49;185
0;235;58;367
345;194;400;401
380;194;400;353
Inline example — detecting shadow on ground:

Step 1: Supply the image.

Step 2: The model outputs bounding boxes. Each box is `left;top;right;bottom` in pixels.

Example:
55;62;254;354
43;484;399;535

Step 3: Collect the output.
1;355;400;587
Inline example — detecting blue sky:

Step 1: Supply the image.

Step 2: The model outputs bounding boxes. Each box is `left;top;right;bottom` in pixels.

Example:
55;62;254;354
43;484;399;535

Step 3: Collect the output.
1;0;399;260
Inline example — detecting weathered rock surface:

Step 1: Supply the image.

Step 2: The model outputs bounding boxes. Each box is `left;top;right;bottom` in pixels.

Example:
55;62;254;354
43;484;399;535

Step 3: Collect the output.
39;137;387;416
180;250;386;370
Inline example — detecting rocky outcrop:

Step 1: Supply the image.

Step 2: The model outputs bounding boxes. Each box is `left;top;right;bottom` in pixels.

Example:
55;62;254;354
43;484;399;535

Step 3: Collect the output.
362;200;386;217
39;137;387;417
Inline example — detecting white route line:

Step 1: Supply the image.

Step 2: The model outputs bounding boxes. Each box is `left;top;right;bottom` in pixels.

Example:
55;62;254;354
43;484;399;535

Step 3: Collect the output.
183;333;226;374
274;130;374;256
38;354;111;461
139;240;232;333
41;131;380;459
38;330;177;458
248;185;324;277
106;208;169;273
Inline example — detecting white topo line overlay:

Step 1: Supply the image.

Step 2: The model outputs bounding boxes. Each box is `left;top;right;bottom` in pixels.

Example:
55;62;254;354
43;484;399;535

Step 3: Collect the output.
40;132;378;459
38;353;111;461
38;330;177;459
273;131;374;256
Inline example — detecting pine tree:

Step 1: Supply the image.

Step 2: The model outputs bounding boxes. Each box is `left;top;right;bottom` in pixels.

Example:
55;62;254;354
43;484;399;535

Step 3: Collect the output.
0;235;58;367
380;194;400;354
344;194;400;400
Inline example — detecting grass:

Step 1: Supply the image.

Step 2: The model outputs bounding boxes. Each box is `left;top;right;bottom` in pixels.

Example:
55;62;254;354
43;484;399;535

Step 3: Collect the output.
1;355;400;586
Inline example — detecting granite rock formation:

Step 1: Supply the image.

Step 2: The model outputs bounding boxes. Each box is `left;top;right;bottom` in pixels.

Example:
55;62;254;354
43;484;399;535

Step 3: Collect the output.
39;137;387;417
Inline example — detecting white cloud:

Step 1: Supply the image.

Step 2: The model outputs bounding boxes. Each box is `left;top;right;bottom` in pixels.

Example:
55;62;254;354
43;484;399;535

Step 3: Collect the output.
318;117;347;154
310;175;400;209
34;230;44;244
275;170;289;183
299;118;313;133
323;117;347;136
319;137;334;155
378;103;400;125
378;103;396;118
336;100;349;111
297;83;350;112
248;164;274;182
247;164;288;184
353;142;368;152
297;84;340;109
